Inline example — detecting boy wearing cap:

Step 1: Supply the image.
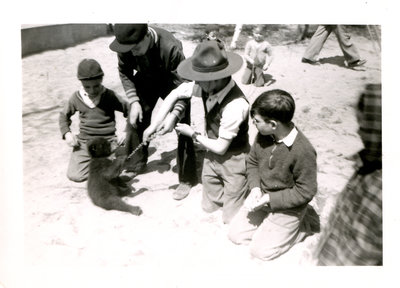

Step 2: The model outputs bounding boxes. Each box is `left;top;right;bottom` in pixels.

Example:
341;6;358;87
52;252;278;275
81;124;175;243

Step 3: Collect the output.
109;24;197;200
146;41;250;224
59;59;129;182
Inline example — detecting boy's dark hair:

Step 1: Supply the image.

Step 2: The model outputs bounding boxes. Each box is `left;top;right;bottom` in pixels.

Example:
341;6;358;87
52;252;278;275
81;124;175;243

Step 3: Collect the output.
250;89;295;123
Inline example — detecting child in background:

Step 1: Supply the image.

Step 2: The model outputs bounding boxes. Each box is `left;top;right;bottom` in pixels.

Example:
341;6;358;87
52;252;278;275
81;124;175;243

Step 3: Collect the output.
241;26;274;87
228;89;317;261
59;59;129;182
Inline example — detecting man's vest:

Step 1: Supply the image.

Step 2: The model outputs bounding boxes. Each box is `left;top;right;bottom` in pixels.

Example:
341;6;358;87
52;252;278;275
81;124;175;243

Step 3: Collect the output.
201;83;249;153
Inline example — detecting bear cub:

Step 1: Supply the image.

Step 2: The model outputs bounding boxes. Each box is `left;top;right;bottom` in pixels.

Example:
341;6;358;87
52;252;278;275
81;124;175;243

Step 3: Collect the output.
86;137;142;216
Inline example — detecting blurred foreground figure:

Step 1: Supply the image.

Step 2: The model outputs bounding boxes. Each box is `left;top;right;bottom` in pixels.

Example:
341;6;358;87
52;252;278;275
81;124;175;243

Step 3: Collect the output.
315;83;382;265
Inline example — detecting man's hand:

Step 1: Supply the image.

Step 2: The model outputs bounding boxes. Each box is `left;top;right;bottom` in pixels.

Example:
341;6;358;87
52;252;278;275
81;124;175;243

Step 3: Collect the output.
175;123;194;138
158;113;178;135
129;102;143;127
262;63;270;71
65;132;79;147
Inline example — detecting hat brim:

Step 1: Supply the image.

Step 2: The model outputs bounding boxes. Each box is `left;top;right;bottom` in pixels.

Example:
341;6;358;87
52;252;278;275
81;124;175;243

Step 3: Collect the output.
109;39;135;53
177;52;243;81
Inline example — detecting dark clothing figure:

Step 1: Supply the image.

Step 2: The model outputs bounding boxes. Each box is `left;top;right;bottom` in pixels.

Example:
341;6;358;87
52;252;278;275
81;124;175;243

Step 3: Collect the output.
114;26;197;185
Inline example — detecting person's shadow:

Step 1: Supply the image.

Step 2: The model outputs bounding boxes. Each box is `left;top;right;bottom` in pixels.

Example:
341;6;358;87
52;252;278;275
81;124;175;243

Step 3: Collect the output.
303;204;321;234
262;73;276;86
319;56;347;68
146;148;175;174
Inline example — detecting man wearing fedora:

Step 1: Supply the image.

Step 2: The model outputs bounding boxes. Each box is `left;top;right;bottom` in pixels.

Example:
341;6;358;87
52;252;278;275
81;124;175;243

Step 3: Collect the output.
109;23;197;200
147;40;250;224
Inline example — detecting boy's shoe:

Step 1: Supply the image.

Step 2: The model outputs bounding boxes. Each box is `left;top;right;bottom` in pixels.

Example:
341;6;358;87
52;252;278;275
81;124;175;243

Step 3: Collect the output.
301;58;320;65
173;183;192;200
347;59;366;68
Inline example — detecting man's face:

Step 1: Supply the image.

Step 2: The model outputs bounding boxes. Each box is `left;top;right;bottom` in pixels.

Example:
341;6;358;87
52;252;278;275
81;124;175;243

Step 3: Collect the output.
130;33;152;56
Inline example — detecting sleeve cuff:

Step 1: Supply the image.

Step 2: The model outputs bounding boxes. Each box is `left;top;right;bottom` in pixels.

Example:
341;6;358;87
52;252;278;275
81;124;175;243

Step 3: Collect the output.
128;96;140;105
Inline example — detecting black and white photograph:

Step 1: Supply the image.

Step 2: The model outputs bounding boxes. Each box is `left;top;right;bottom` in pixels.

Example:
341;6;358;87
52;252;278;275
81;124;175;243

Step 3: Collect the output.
0;1;397;287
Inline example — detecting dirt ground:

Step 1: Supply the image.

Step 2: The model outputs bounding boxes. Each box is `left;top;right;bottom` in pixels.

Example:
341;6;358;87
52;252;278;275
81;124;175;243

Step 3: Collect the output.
20;25;381;286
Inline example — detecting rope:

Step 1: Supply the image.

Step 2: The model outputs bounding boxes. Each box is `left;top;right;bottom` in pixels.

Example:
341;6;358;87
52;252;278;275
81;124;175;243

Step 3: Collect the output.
126;132;159;160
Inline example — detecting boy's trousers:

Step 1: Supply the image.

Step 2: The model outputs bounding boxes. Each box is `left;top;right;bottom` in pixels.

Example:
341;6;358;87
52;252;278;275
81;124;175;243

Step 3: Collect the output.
201;150;249;224
228;205;309;260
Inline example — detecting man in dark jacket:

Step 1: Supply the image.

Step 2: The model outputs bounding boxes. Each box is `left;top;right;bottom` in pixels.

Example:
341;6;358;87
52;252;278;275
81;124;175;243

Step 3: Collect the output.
109;24;197;200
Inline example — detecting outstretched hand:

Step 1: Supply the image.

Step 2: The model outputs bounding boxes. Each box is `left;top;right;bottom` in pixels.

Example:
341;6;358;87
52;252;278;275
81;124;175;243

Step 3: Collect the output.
158;113;178;135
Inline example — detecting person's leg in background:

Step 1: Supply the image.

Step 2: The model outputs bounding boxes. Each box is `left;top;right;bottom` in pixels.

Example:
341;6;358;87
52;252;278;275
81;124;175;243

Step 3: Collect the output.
335;25;366;67
302;25;334;63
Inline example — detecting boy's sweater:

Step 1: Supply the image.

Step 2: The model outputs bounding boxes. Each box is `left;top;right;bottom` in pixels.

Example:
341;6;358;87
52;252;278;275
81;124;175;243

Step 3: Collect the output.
59;88;128;140
247;129;317;211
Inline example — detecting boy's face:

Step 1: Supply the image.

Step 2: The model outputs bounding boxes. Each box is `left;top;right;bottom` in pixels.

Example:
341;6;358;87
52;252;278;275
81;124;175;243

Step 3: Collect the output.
81;78;103;99
252;114;275;135
195;78;226;95
253;32;263;42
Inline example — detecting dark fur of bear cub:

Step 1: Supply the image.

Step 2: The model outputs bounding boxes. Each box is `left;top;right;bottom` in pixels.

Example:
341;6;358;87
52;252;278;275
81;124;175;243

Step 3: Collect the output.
86;137;142;216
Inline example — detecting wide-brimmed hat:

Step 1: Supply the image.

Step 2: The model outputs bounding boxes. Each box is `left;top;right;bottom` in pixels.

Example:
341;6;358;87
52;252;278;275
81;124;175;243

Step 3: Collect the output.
77;59;104;80
177;41;243;81
109;24;148;53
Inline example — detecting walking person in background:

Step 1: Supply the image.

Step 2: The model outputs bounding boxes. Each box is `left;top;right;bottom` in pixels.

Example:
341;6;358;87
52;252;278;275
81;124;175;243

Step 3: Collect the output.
109;23;198;200
314;83;382;265
301;25;366;68
241;26;274;87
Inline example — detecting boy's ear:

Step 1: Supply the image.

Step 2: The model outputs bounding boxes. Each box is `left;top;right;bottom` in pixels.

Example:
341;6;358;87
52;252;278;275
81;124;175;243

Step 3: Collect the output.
269;120;278;129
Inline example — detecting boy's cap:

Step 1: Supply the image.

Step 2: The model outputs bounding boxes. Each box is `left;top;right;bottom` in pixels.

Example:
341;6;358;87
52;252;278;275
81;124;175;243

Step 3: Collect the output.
177;40;242;81
109;24;148;53
77;59;104;80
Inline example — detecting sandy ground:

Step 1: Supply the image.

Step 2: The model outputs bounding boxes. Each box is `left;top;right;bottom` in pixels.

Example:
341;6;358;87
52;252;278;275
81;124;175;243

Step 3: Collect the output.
21;26;381;286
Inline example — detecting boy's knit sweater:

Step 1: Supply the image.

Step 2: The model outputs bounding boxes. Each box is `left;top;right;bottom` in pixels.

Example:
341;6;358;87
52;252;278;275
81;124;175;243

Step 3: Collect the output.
247;129;317;211
59;88;129;140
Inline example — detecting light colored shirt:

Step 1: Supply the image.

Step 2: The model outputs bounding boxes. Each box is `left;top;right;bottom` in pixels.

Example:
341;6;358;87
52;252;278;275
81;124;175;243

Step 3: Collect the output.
244;39;273;66
78;86;106;108
277;126;298;147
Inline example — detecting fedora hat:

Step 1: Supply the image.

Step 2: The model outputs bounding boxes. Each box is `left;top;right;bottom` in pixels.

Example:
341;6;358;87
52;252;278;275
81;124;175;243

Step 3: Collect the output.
109;24;148;53
177;41;243;81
